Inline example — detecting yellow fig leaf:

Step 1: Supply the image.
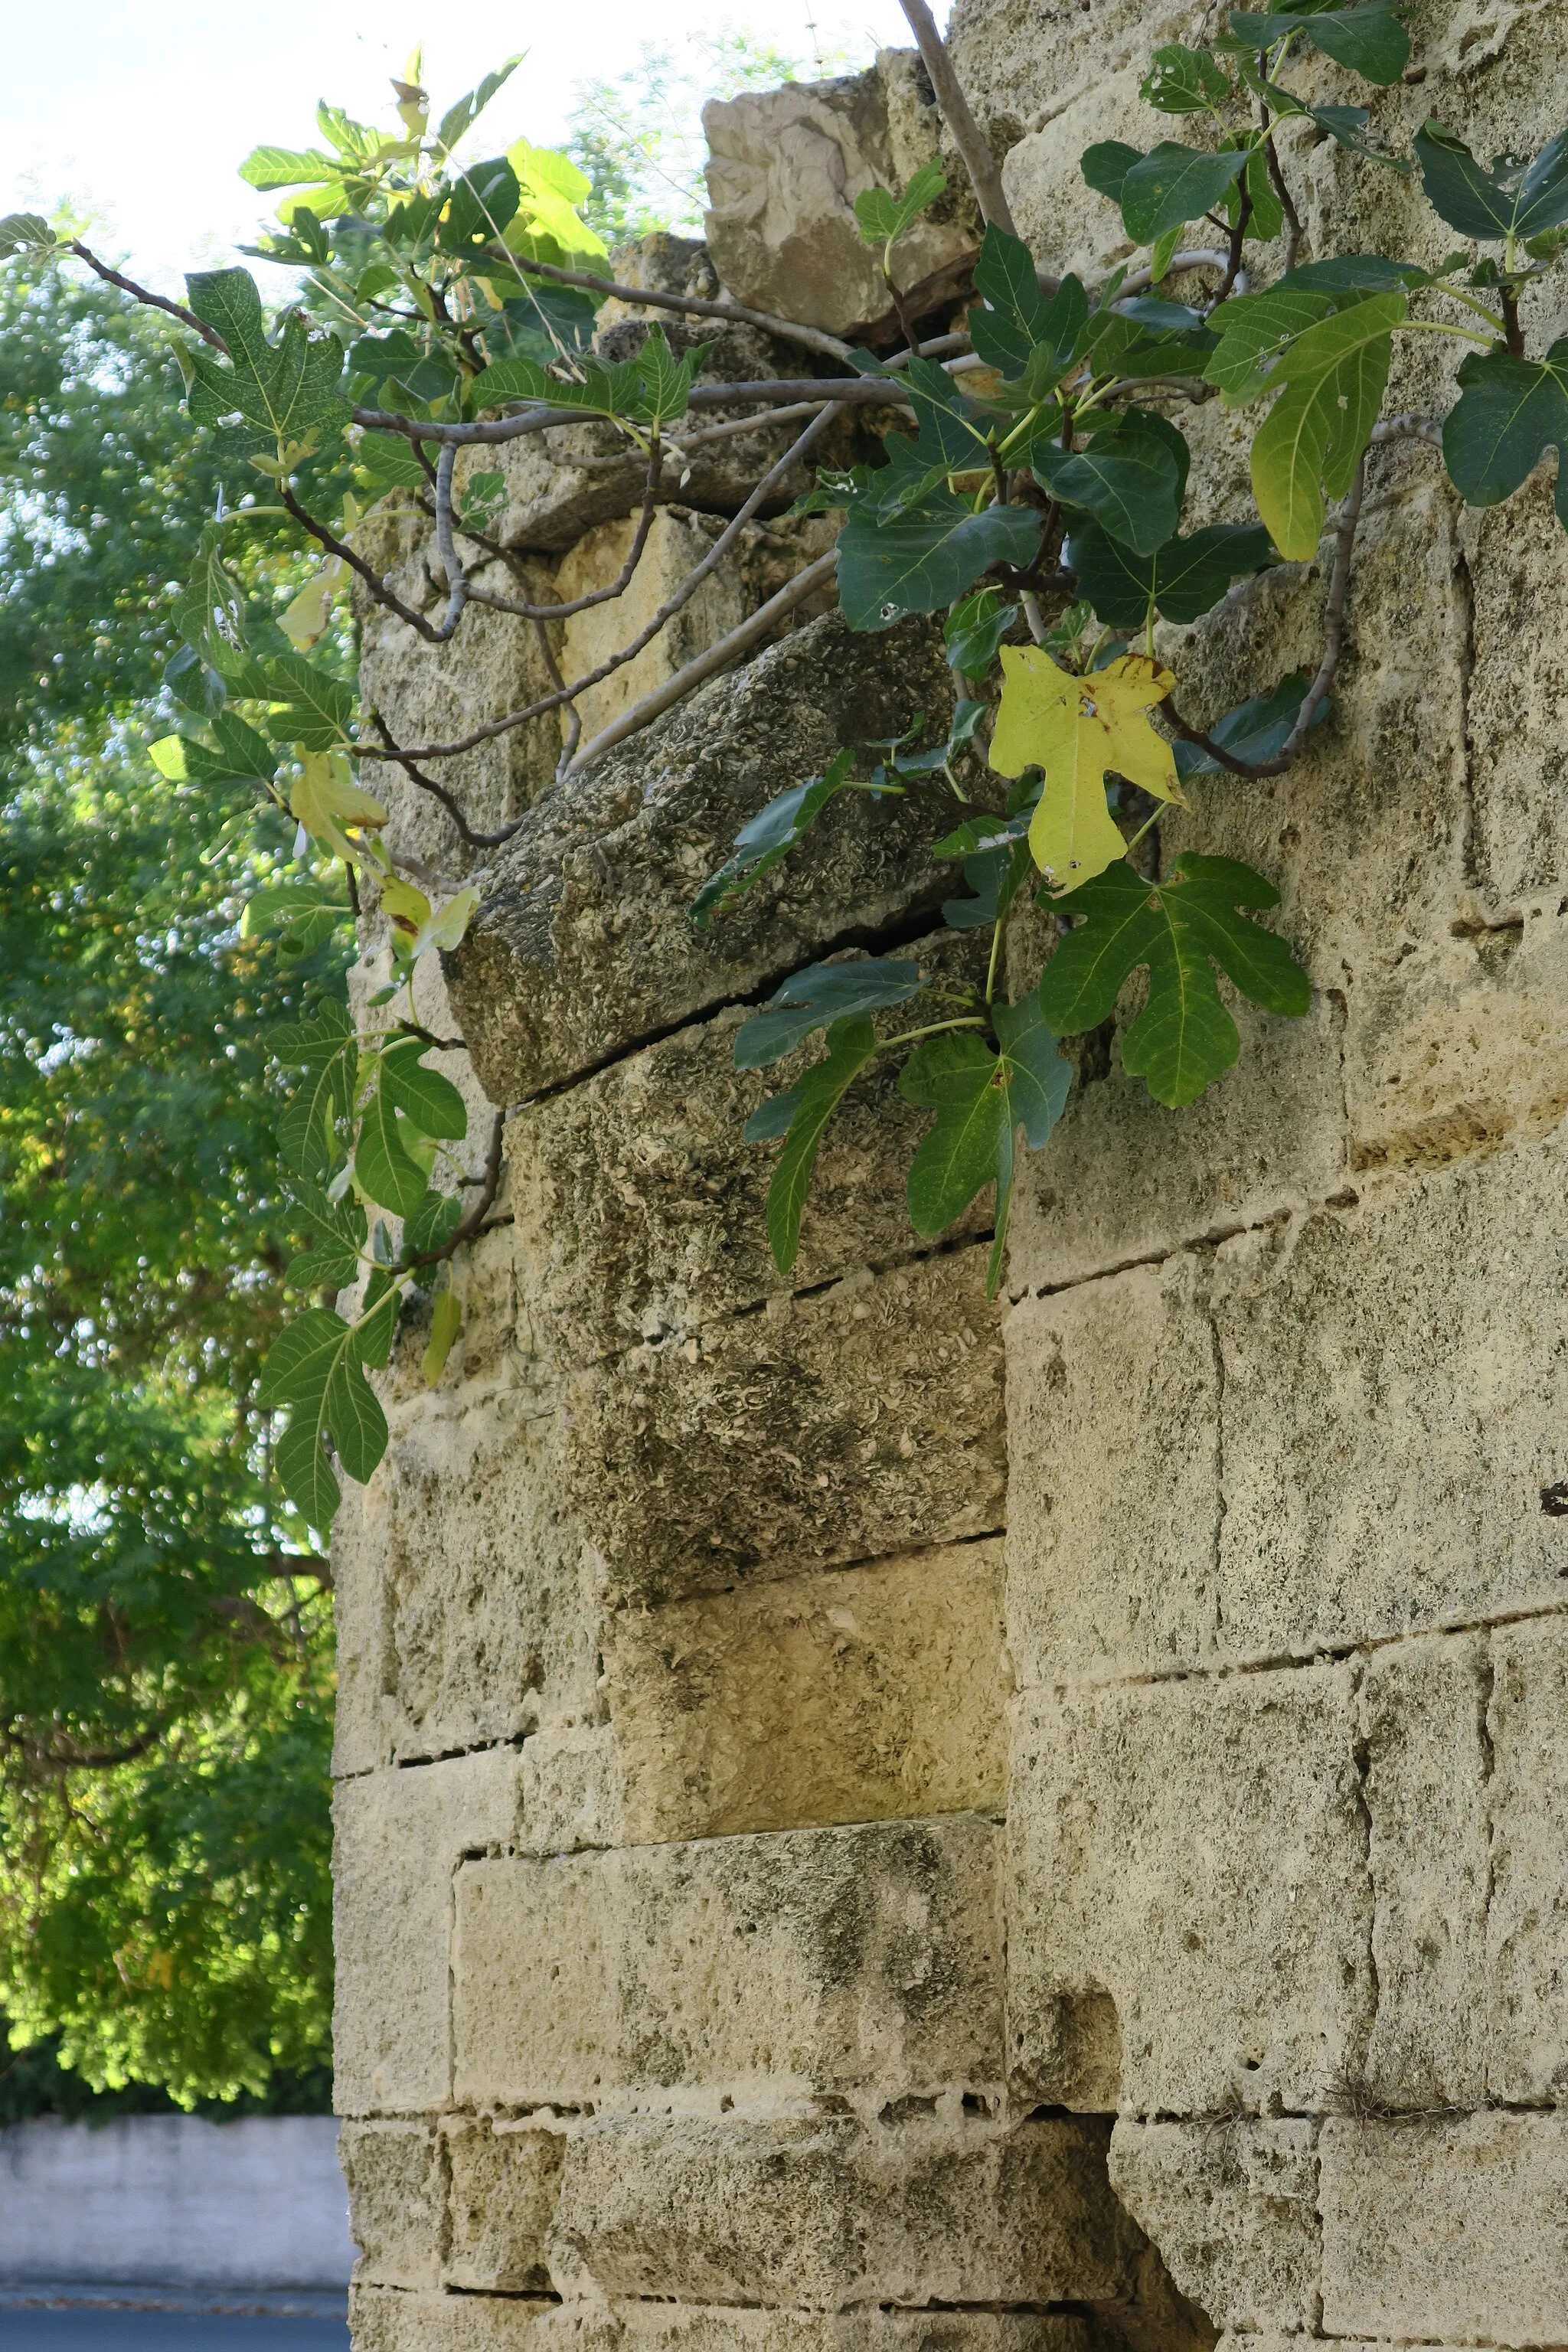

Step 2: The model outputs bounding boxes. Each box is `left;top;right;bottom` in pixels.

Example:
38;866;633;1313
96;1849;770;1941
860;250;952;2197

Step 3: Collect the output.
422;1289;462;1387
290;751;389;862
379;875;432;945
420;884;481;955
279;557;345;652
988;647;1184;896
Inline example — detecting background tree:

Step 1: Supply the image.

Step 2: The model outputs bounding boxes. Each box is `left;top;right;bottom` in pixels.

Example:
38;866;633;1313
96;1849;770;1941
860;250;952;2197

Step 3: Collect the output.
0;247;351;2107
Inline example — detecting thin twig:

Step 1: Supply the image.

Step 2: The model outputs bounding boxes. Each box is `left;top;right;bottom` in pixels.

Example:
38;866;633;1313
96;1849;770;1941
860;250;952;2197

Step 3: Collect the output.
468;447;664;620
371;406;840;767
69;242;229;350
364;711;500;849
400;1111;506;1271
563;548;841;775
483;247;855;363
280;482;459;645
897;0;1017;236
431;445;469;636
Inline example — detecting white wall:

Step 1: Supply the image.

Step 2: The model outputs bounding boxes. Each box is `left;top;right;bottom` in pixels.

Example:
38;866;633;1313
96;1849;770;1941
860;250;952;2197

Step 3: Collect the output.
0;2114;354;2288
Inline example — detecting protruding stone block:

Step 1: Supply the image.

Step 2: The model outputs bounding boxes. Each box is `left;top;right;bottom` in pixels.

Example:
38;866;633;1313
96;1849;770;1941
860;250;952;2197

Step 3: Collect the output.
567;1246;1006;1606
703;64;976;335
1008;1666;1370;2115
547;2112;1142;2308
1319;2111;1568;2347
448;612;965;1106
443;2117;564;2294
1108;2119;1320;2336
335;1749;522;2115
340;2121;443;2290
453;1816;1001;2105
603;1538;1008;1841
350;2288;554;2351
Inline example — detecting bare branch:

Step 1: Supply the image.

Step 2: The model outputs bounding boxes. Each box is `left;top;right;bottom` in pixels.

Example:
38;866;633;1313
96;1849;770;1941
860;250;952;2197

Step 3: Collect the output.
364;710;502;849
369;405;840;768
564;548;840;775
280;482;462;645
897;0;1018;236
485;246;856;363
468;448;665;620
69;242;230;351
430;445;471;636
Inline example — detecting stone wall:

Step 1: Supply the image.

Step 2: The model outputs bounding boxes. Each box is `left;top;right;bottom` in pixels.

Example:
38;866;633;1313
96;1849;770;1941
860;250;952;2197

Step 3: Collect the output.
332;12;1568;2349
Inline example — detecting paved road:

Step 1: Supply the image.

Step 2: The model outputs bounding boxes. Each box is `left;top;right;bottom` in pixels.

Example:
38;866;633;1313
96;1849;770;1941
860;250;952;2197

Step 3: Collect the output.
0;2314;348;2350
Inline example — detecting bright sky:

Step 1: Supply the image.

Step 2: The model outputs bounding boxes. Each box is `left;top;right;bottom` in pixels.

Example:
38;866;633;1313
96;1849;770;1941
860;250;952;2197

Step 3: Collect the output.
3;2;946;290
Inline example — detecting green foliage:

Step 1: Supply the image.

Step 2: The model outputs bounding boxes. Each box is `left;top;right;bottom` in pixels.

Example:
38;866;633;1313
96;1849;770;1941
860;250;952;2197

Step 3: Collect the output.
1415;122;1568;244
1443;341;1568;527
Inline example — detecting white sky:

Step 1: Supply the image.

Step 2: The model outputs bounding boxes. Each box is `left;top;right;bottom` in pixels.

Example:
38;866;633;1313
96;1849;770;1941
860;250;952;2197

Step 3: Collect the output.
3;1;946;290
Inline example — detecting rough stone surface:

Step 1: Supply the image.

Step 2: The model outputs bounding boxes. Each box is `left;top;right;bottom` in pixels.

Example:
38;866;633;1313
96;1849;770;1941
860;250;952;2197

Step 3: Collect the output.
1319;2111;1568;2347
1007;1140;1568;1684
1107;2122;1319;2338
452;1817;1002;2106
443;2117;564;2294
353;2297;1097;2352
1487;1612;1568;2105
1008;1666;1370;2115
601;1538;1008;1842
447;610;967;1106
340;2122;443;2289
1359;1632;1490;2111
703;62;977;336
547;2112;1142;2308
565;1244;1007;1606
335;1750;522;2115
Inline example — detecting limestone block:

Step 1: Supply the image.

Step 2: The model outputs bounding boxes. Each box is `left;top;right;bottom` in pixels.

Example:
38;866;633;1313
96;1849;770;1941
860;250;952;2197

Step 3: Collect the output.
1466;478;1568;906
703;66;975;337
602;1538;1008;1842
443;2116;564;2294
1007;1666;1370;2115
564;1245;1006;1608
1004;990;1348;1298
448;611;966;1106
1358;1632;1490;2110
354;2305;1096;2352
335;1749;522;2115
1161;484;1568;1173
340;2120;443;2289
946;0;1184;127
1107;2119;1320;2337
547;2111;1140;2308
1487;1612;1568;2103
357;570;564;870
1004;1251;1222;1689
1319;2111;1568;2347
350;2288;554;2351
998;70;1149;283
331;1475;392;1778
555;508;835;750
505;930;991;1357
377;1374;599;1762
453;1815;1002;2105
518;1724;625;1858
1212;1145;1568;1652
1009;1143;1568;1683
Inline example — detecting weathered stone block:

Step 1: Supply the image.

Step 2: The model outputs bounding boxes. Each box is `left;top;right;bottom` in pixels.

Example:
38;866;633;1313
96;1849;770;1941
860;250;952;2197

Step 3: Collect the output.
1009;1143;1568;1684
1319;2111;1568;2347
947;0;1181;126
703;64;976;336
332;1474;393;1779
1004;1248;1219;1687
1002;990;1347;1298
565;1244;1006;1606
335;1749;522;2115
506;932;991;1358
1487;1612;1568;2104
340;2120;444;2290
1107;2119;1319;2337
548;2111;1141;2308
453;1815;1001;2105
376;1374;599;1762
1008;1666;1370;2115
555;508;834;749
1359;1632;1490;2110
350;2287;554;2351
1212;1145;1568;1652
447;611;965;1106
443;2116;564;2294
602;1537;1008;1842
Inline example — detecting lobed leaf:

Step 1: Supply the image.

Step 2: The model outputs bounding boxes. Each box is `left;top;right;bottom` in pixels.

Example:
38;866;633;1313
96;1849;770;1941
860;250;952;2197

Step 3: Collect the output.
750;1017;881;1274
838;486;1041;631
1414;122;1568;243
734;958;926;1069
1120;142;1250;244
1227;6;1410;85
379;1038;469;1140
1442;338;1568;531
1247;291;1405;558
1067;520;1276;625
1034;410;1188;555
